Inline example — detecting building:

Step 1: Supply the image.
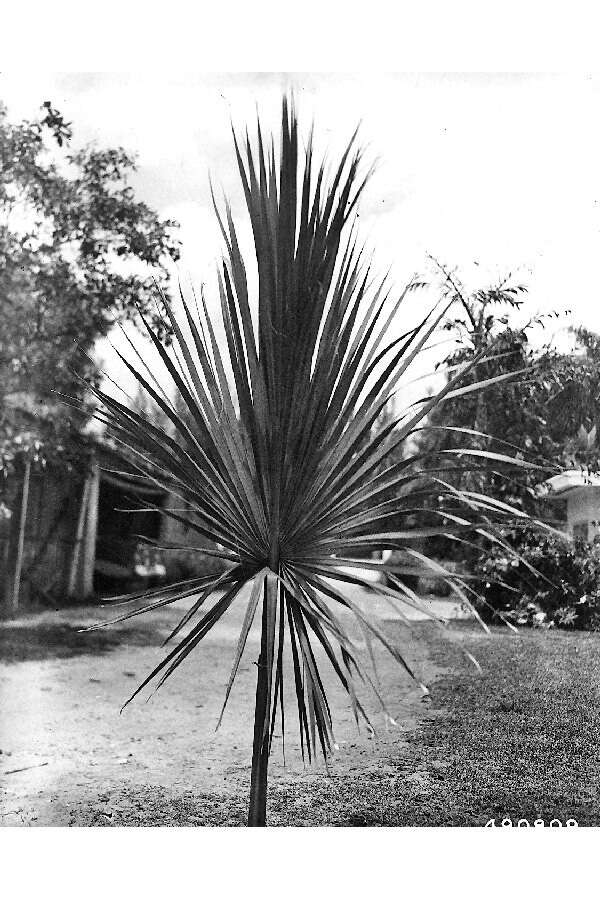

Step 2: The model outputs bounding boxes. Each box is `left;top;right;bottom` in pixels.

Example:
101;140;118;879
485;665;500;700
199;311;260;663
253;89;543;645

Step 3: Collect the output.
539;470;600;541
0;440;219;616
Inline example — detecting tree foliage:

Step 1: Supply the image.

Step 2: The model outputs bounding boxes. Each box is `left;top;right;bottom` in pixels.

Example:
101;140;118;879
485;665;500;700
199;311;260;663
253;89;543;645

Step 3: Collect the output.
0;100;179;469
415;264;600;531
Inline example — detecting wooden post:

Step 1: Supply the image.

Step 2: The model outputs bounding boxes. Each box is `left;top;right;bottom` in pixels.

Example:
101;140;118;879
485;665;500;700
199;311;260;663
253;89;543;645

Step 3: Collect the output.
2;457;32;616
67;477;90;598
80;463;100;598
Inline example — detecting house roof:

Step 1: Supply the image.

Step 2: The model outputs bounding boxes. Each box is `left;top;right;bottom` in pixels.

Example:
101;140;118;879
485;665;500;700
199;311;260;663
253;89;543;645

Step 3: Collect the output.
540;470;600;499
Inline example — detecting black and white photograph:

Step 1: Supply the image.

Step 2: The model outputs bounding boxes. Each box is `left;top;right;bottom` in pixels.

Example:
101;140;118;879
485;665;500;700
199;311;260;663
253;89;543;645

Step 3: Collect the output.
2;40;600;889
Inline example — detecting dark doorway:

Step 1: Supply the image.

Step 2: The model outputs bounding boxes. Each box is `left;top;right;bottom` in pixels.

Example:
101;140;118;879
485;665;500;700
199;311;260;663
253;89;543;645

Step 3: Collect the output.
94;474;163;594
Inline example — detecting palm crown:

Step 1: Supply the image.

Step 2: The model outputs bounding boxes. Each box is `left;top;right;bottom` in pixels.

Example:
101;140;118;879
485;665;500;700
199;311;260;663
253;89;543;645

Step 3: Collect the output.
83;98;538;825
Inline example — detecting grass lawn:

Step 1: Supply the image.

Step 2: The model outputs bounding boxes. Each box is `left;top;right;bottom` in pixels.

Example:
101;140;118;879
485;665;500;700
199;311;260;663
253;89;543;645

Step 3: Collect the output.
266;622;600;827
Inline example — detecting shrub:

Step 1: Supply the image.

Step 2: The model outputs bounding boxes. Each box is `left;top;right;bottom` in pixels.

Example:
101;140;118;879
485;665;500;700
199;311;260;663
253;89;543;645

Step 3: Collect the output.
478;524;600;630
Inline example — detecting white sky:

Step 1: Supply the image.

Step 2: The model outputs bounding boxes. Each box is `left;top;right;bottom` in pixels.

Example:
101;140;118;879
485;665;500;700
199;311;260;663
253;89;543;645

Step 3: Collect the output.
2;72;599;401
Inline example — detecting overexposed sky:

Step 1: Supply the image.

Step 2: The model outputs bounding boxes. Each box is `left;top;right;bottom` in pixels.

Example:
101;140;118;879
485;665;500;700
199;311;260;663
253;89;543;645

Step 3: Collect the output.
2;72;599;397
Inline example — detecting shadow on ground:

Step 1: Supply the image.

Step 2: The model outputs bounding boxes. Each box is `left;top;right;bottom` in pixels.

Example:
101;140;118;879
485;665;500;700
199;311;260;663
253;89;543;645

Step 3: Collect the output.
0;622;160;664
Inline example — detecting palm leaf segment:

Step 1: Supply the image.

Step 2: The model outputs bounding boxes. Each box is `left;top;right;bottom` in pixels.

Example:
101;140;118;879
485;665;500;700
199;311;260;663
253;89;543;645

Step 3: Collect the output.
86;99;537;768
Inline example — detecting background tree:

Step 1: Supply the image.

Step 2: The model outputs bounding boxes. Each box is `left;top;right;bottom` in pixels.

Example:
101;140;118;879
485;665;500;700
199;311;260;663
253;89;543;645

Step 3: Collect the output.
414;265;600;560
416;265;546;510
549;326;600;471
0;100;180;474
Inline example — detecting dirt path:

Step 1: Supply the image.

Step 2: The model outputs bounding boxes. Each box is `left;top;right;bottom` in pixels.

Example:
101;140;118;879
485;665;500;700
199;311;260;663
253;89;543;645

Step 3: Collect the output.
0;588;463;826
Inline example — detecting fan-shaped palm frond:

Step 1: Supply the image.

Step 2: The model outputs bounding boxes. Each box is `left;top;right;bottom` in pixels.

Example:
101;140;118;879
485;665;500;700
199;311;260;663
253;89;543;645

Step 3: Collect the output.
82;98;540;826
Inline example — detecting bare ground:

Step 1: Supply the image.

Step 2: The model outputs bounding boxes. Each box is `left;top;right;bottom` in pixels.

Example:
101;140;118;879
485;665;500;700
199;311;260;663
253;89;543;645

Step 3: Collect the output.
0;588;463;826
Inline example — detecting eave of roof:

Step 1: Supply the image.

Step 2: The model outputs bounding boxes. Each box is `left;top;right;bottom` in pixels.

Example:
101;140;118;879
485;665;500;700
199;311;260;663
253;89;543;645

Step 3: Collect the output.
540;470;600;499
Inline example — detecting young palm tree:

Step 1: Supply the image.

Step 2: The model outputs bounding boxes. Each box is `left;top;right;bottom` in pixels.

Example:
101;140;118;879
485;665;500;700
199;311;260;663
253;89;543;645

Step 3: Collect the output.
82;98;539;826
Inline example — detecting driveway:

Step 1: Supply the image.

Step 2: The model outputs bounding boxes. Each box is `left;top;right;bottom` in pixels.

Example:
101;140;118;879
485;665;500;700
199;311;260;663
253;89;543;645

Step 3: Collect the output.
0;585;467;825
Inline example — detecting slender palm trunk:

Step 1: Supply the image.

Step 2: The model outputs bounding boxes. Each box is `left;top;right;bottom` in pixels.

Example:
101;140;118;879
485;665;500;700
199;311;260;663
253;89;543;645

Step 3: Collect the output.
248;589;271;826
